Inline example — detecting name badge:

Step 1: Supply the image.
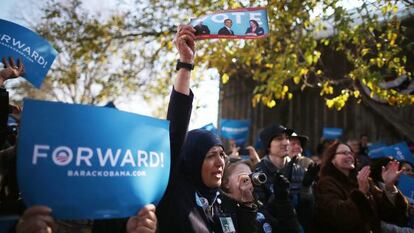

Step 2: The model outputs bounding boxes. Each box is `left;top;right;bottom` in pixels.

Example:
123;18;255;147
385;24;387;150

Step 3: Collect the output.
219;216;236;233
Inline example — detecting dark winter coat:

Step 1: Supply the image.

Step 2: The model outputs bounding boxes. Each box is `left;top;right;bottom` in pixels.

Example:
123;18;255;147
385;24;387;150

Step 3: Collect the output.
157;96;228;233
213;191;258;233
253;156;302;233
313;162;408;233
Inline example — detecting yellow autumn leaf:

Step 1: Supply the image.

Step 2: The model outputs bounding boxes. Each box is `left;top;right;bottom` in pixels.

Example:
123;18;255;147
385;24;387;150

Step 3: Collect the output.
313;51;321;63
305;54;313;65
353;90;360;98
361;48;370;56
326;99;334;109
167;41;173;50
252;94;261;107
282;85;289;93
222;73;229;84
299;68;309;76
389;33;397;46
266;100;276;108
392;5;398;14
293;76;301;84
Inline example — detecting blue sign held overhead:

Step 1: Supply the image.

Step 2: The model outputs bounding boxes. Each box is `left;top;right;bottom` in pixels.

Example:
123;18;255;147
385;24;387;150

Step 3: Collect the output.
382;142;414;165
368;142;387;158
322;128;343;140
220;119;250;146
0;19;57;88
368;142;414;165
17;99;170;220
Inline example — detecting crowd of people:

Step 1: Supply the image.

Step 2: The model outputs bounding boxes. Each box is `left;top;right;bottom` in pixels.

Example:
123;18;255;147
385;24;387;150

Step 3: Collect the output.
0;24;414;233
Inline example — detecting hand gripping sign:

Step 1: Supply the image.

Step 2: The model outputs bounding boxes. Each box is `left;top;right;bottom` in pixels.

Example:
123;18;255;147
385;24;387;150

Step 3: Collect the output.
0;19;57;88
17;99;170;220
190;7;269;40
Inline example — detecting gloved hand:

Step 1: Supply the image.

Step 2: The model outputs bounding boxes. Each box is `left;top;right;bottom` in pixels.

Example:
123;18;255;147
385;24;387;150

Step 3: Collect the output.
290;155;298;164
302;163;320;187
273;173;290;201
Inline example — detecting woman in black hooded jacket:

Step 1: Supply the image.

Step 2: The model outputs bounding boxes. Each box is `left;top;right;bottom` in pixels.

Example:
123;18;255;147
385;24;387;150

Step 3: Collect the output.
157;128;226;233
156;24;231;233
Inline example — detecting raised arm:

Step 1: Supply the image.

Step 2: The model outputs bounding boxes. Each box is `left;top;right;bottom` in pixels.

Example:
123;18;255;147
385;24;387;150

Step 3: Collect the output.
166;25;196;183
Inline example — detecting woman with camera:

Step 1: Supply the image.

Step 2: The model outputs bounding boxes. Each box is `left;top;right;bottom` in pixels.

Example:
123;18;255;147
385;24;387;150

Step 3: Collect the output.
217;158;301;233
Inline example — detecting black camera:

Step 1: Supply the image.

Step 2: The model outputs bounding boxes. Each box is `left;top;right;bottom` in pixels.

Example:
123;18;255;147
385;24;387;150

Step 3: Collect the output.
249;172;267;186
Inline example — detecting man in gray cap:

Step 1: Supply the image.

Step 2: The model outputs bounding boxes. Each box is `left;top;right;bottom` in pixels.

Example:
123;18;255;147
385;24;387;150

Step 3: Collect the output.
287;131;318;233
288;132;313;169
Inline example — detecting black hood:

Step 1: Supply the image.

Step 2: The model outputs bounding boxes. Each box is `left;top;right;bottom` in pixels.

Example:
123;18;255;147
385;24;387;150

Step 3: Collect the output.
179;129;223;203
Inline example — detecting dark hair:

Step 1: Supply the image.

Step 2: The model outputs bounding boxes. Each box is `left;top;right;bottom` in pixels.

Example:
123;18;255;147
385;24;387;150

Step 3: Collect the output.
370;157;394;183
221;158;252;193
316;139;336;156
320;141;353;177
224;18;232;23
249;20;259;27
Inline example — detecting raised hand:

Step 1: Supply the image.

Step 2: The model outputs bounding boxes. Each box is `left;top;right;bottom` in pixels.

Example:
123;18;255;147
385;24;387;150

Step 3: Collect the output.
174;25;196;64
246;146;260;164
16;206;55;233
239;174;254;204
382;160;402;189
273;173;290;201
357;166;371;194
302;163;320;187
229;140;240;158
0;57;25;85
126;204;157;233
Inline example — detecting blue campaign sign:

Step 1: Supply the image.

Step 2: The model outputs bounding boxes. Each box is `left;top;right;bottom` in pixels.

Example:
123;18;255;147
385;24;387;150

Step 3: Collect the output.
398;175;414;202
382;142;414;165
220;119;250;146
368;142;387;151
190;7;269;40
0;19;57;88
368;142;387;158
200;123;218;135
17;99;170;220
322;127;343;140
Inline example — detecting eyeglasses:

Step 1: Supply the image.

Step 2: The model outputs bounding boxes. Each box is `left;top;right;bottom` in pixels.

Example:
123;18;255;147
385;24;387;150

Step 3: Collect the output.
335;151;354;156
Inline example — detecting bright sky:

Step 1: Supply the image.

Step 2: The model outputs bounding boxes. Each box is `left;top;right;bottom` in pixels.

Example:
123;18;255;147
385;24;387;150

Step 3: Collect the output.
0;0;220;130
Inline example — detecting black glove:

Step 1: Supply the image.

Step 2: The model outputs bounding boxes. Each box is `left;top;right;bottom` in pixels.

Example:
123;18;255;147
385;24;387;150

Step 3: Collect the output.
290;155;298;164
284;156;298;182
273;173;290;201
302;163;320;187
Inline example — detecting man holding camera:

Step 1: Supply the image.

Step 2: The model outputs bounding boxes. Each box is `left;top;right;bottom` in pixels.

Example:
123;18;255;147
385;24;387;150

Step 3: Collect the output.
252;124;301;233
